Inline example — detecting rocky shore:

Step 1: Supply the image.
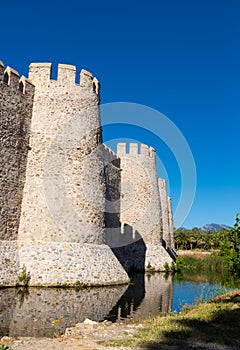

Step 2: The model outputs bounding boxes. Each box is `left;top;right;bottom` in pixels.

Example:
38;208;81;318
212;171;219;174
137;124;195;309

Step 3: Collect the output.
0;319;140;350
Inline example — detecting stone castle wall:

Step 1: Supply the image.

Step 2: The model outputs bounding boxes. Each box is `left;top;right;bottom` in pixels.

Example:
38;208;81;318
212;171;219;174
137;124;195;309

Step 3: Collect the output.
117;143;163;245
167;196;175;248
0;62;34;240
158;179;175;249
0;60;175;287
0;241;19;286
0;61;129;287
113;143;173;271
18;63;105;244
102;144;121;234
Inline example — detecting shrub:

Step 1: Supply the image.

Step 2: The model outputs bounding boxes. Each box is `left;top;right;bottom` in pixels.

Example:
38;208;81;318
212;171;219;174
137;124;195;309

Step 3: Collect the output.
220;213;240;276
18;265;30;286
163;262;170;272
0;345;12;350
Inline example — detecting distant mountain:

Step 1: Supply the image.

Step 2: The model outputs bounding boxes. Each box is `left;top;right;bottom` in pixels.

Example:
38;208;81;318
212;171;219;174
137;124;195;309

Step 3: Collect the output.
200;223;232;232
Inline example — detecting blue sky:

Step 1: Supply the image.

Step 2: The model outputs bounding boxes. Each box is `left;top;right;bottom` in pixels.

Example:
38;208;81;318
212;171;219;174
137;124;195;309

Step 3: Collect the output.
1;0;239;228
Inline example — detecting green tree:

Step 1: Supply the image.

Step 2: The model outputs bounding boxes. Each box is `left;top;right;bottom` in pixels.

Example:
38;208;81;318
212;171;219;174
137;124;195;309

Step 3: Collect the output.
188;228;199;249
220;213;240;276
174;228;188;249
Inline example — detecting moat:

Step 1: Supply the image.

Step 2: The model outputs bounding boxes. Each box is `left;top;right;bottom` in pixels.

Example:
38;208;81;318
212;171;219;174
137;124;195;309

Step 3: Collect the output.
0;272;236;338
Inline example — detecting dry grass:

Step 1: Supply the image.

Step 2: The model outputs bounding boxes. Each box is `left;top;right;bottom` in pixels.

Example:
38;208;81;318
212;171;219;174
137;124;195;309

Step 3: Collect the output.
178;250;213;258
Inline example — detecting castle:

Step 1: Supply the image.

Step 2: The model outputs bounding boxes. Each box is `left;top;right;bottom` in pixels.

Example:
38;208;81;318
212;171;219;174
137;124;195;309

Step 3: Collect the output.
0;61;175;287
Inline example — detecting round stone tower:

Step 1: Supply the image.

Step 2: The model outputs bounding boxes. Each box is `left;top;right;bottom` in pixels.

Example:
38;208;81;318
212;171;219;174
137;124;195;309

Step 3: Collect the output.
18;63;129;286
158;178;170;248
167;196;175;249
116;143;172;270
158;179;175;250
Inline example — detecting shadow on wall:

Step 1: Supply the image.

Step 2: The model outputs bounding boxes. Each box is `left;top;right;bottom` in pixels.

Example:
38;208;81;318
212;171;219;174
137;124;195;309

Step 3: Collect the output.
103;152;147;272
110;225;147;272
105;214;147;272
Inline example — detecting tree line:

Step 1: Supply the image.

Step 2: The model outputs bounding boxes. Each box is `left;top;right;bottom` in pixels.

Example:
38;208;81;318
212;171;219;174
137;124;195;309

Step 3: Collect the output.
174;227;225;250
174;214;240;276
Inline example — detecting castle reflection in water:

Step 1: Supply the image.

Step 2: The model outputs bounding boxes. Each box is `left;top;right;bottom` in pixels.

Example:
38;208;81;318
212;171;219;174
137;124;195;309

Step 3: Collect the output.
0;273;172;337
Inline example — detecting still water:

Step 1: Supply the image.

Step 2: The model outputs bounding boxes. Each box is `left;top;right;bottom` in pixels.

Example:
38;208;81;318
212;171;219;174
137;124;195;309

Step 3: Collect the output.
0;272;236;338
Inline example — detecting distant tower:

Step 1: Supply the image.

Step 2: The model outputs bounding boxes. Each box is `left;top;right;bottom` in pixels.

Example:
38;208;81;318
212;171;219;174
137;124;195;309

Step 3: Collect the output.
115;143;172;270
158;179;175;249
158;179;170;248
17;63;129;286
167;196;175;249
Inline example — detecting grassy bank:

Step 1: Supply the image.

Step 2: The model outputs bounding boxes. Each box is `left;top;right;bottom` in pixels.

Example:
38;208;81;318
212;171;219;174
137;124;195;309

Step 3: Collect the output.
101;289;240;349
180;251;224;271
177;251;240;288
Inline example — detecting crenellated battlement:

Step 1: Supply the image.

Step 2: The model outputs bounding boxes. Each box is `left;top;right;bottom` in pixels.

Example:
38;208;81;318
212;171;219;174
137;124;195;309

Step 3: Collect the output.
0;59;174;286
0;61;34;95
19;76;35;95
58;63;76;84
117;143;156;158
29;62;52;81
28;62;100;94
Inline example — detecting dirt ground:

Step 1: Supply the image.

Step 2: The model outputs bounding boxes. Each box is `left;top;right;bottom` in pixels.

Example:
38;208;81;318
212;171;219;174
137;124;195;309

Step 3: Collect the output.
0;320;139;350
1;318;238;350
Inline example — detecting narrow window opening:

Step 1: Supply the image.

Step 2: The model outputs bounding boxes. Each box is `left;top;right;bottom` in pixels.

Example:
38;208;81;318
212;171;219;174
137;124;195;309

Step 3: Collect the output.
19;81;24;93
3;72;9;85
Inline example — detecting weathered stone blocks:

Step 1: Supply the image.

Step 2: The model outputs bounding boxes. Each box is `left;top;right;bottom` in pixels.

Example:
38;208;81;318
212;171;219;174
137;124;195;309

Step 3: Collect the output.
0;60;175;286
0;62;34;241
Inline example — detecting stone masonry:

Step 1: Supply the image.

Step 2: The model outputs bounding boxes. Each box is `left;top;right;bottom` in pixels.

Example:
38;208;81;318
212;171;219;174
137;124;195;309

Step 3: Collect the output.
108;143;174;271
0;62;34;241
0;61;175;287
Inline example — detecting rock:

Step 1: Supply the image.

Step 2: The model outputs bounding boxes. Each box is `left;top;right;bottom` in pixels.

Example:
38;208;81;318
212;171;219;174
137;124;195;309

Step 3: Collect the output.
83;318;98;325
0;336;12;343
102;320;113;325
